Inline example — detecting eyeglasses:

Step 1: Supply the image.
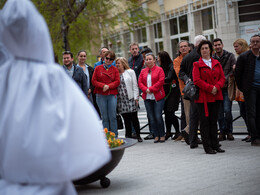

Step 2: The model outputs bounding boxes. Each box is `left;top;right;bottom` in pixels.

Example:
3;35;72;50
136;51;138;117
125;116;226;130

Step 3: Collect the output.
106;57;114;61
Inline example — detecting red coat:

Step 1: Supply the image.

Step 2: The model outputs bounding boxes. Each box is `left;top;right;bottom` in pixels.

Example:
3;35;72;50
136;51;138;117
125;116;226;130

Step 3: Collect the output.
92;65;120;95
192;57;225;116
138;65;165;101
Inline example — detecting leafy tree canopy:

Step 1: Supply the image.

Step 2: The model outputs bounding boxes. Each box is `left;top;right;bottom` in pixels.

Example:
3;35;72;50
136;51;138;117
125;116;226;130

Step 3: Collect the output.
1;0;157;65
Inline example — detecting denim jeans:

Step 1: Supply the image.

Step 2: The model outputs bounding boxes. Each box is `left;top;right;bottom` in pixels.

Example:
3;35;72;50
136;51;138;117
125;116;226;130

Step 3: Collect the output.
218;88;233;133
144;99;165;137
244;87;260;140
96;94;118;136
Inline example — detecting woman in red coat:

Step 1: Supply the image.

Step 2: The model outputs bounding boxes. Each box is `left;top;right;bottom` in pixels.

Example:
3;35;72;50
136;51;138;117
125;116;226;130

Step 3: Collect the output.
138;53;166;143
92;51;120;136
192;40;225;154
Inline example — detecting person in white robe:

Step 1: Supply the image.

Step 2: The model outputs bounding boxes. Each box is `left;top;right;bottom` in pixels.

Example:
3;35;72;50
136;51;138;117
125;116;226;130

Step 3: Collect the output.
0;0;111;194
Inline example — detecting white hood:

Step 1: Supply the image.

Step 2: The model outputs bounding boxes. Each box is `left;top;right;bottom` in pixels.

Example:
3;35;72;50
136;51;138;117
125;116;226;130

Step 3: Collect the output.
0;0;111;193
1;0;53;63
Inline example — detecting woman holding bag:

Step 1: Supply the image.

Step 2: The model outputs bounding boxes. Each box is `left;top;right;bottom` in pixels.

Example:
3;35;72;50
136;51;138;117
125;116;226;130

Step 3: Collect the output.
193;40;225;154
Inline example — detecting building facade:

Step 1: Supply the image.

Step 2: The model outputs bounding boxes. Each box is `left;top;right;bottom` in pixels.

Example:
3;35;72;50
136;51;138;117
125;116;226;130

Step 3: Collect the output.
104;0;260;59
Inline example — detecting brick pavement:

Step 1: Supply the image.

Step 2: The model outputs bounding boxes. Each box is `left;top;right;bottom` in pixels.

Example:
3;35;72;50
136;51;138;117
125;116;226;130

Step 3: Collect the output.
77;135;260;195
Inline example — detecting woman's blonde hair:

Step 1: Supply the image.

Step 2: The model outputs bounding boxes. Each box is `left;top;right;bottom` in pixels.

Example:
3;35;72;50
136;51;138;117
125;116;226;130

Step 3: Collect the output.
233;39;249;54
115;57;130;70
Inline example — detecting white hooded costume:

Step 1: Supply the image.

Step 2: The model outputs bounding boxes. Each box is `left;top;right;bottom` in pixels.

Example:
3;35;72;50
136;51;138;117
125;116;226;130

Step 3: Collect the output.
0;0;111;194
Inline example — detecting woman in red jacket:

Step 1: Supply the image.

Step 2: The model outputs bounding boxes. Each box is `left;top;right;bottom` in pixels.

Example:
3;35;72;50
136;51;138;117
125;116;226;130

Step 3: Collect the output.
138;53;166;143
192;40;225;154
92;51;120;136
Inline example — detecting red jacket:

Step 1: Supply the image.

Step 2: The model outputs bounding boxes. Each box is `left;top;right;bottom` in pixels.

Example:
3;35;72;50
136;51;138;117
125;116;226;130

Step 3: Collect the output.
92;65;120;95
138;65;165;101
192;57;225;116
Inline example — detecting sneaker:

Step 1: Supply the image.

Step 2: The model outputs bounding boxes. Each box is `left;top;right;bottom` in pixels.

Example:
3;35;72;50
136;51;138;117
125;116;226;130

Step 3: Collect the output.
144;134;154;140
218;133;226;141
227;133;234;141
251;139;260;146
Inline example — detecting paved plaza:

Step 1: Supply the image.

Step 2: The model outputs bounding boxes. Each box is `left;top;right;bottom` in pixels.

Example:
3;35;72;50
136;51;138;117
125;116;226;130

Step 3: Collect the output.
77;134;260;195
76;100;260;195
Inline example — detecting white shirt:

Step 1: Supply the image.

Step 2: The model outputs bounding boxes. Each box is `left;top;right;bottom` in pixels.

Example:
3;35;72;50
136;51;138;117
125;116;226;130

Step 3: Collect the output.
146;72;155;100
202;58;212;68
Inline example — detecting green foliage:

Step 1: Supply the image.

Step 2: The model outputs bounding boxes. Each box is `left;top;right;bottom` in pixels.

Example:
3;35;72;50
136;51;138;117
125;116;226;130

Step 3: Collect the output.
1;0;156;65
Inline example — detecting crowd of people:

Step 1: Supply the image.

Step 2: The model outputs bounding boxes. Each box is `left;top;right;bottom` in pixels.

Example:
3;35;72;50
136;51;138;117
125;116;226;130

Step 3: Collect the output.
62;34;260;153
4;0;259;194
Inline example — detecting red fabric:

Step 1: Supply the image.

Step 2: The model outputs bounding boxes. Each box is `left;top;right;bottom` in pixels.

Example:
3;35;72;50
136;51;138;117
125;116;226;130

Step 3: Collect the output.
138;65;165;101
92;65;120;95
192;57;225;116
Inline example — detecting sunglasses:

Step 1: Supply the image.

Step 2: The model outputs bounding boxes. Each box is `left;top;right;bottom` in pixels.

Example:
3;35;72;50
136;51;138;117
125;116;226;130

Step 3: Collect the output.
106;57;114;61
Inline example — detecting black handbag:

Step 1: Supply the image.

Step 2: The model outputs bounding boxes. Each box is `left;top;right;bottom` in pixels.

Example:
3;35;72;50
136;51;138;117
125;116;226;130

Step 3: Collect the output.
182;80;199;100
117;114;124;130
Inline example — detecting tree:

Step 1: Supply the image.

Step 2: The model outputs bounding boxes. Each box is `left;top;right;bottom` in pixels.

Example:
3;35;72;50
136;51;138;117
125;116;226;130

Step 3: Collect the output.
1;0;157;64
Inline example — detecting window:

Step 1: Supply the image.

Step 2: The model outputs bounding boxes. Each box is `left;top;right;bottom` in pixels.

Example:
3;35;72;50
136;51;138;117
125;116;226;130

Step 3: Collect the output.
170;18;178;35
170;15;188;35
154;23;162;39
202;8;213;30
138;27;147;43
180;36;189;41
110;35;122;57
155;41;164;55
179;15;188;33
125;32;131;48
171;38;179;59
238;0;260;22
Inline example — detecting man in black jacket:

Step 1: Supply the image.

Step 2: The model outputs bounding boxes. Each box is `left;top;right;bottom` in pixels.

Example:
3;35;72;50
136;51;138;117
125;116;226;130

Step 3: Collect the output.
179;35;206;148
128;42;144;80
235;34;260;146
62;51;88;97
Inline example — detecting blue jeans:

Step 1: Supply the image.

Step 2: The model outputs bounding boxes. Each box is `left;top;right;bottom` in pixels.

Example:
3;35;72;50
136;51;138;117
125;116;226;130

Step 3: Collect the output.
144;99;165;137
96;94;118;136
218;88;233;133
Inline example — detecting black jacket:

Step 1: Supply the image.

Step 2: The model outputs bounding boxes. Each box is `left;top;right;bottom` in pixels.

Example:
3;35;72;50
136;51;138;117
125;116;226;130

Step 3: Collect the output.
213;50;236;88
179;48;200;83
163;63;180;112
128;53;143;79
63;64;88;97
235;50;258;95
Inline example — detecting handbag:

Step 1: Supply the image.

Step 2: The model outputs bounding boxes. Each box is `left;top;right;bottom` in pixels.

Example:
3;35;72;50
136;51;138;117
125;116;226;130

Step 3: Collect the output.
117;114;124;130
182;80;199;100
